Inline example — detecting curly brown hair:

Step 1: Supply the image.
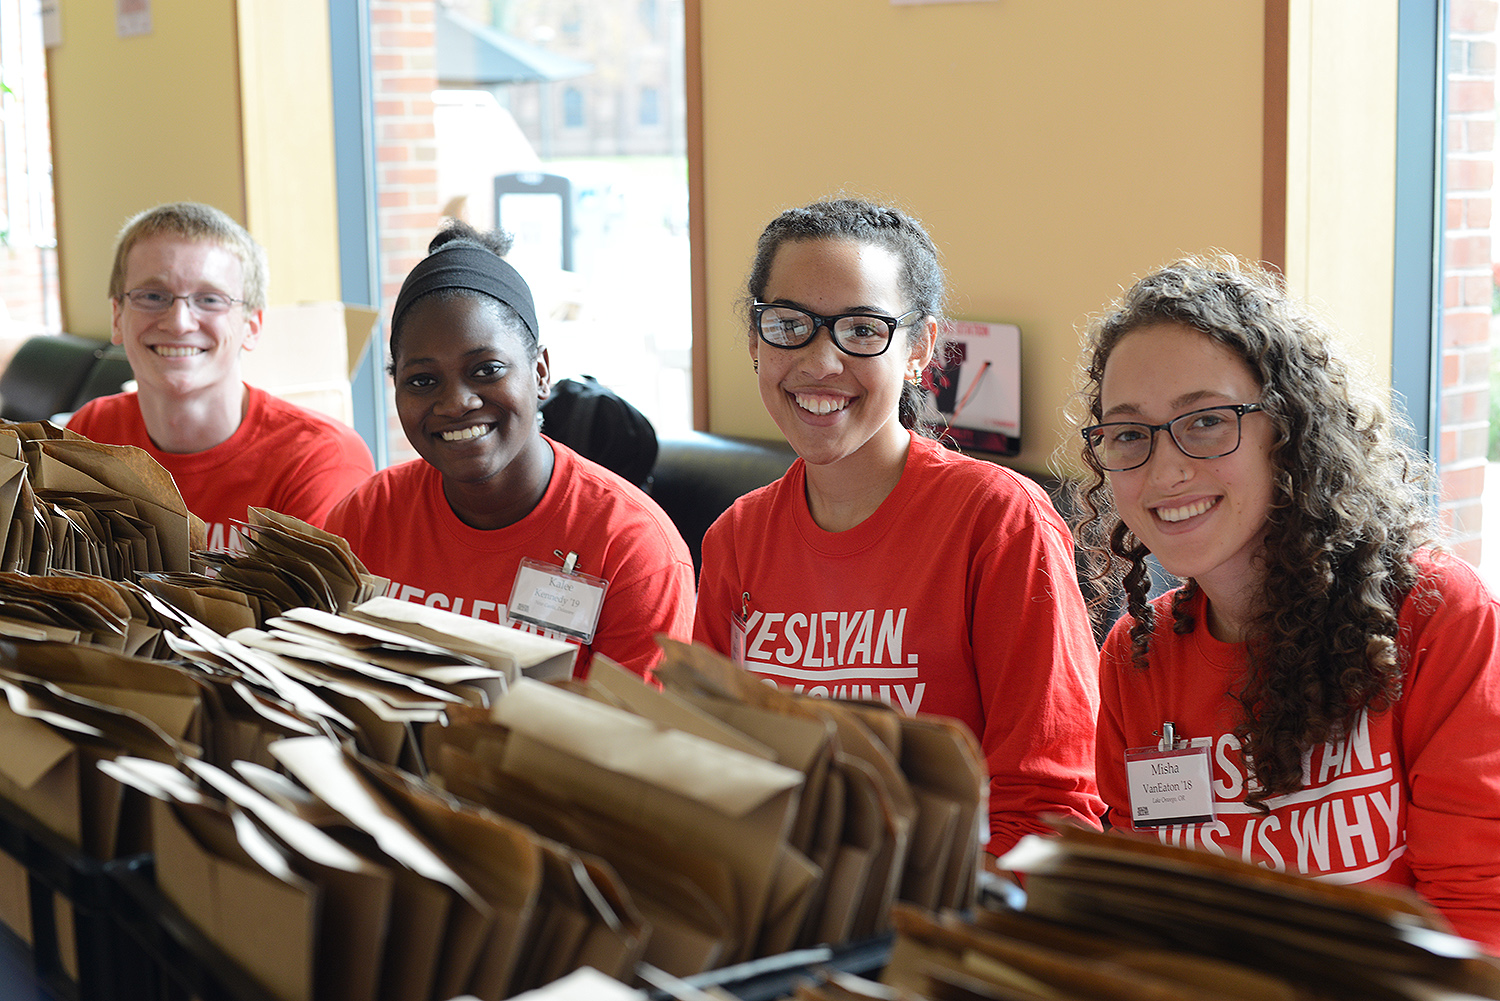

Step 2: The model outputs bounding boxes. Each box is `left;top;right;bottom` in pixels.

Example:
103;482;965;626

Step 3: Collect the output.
1072;254;1438;809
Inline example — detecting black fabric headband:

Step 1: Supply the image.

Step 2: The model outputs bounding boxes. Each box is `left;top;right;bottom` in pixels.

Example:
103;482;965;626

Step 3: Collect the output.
390;243;539;343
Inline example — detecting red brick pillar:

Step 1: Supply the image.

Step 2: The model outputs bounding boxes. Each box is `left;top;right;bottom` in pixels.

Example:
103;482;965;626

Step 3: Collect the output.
370;0;441;466
1441;0;1496;564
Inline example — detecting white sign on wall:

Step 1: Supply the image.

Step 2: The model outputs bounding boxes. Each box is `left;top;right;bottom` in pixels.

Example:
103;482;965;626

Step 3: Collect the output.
117;0;150;38
927;319;1021;456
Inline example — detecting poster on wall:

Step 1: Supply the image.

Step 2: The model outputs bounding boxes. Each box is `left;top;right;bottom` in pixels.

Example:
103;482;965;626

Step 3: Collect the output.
117;0;150;38
927;319;1021;456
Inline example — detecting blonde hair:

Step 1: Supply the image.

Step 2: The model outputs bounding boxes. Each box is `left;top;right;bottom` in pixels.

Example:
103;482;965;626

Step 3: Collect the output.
108;202;268;310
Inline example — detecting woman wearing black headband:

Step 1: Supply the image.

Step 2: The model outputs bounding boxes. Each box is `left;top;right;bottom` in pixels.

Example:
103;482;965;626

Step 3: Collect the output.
324;221;695;679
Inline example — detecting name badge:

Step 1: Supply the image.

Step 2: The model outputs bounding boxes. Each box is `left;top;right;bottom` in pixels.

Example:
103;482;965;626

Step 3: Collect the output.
508;556;607;643
729;592;751;665
729;611;747;665
1124;734;1214;829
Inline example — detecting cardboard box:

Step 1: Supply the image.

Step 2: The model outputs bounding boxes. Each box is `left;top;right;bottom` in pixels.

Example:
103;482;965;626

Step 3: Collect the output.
243;302;379;427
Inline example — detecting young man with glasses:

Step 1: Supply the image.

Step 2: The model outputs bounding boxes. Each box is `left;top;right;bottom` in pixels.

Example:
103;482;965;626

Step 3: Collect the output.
67;202;374;552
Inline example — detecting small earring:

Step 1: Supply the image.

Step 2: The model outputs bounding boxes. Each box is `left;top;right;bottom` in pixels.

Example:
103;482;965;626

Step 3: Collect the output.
753;358;759;373
535;411;545;431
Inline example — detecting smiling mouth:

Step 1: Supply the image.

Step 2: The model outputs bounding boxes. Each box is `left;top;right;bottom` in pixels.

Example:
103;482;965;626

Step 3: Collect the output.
1155;498;1217;523
793;393;849;416
439;424;493;442
153;346;205;358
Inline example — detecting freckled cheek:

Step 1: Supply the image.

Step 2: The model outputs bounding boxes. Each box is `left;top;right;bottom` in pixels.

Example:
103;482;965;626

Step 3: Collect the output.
1105;471;1143;508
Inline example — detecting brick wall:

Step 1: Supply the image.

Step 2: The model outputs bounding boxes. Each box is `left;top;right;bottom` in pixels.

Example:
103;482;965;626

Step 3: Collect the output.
1441;0;1497;564
0;246;58;336
0;20;60;339
370;0;441;466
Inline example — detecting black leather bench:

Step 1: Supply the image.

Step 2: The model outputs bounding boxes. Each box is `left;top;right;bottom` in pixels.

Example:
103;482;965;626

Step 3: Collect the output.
0;333;133;423
647;431;798;573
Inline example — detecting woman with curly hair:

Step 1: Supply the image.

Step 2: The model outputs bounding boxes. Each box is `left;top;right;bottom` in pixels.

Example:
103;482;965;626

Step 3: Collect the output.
1075;253;1500;950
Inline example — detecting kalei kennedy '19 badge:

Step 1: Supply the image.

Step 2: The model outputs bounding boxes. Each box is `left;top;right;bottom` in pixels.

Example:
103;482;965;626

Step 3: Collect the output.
507;554;607;643
1124;723;1215;829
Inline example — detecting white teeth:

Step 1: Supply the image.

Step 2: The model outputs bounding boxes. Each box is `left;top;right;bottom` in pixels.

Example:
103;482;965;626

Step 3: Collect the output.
1156;498;1215;523
794;394;848;415
440;424;491;442
154;346;204;357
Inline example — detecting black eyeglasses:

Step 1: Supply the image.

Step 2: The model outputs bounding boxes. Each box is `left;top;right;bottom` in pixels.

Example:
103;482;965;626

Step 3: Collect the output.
752;302;921;358
1082;403;1264;471
121;289;246;315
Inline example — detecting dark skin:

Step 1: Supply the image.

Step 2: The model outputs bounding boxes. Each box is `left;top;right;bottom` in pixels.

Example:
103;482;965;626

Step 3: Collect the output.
391;293;554;531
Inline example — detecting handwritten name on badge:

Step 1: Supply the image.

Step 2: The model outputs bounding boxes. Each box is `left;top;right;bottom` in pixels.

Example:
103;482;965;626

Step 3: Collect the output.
1125;740;1215;828
508;557;607;643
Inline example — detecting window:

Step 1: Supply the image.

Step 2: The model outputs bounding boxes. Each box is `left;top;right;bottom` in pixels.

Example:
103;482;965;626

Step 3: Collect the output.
418;0;692;441
0;0;60;338
562;87;585;129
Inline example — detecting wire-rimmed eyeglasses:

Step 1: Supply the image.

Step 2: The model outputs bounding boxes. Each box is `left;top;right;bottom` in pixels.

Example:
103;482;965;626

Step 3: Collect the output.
1081;403;1264;472
752;302;921;358
121;288;247;315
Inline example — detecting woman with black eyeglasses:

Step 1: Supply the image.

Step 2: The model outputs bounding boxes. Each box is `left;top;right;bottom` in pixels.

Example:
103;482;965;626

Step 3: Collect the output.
1075;253;1500;951
692;197;1105;865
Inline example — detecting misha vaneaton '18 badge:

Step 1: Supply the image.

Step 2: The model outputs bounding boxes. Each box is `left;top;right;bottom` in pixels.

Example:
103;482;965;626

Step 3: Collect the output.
1124;723;1215;829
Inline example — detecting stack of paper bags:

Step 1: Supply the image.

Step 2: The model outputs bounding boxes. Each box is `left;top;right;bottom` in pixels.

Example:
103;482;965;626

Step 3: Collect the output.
0;572;160;655
145;596;573;774
0;636;205;857
422;639;986;979
139;507;386;634
0;634;207;982
0;420;200;576
0;587;567;848
868;822;1500;1001
104;736;647;1001
223;600;571;769
651;640;984;939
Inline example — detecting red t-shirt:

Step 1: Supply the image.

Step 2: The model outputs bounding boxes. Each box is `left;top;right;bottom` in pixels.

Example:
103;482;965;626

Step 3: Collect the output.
323;439;694;680
693;432;1105;856
1097;554;1500;951
68;386;374;552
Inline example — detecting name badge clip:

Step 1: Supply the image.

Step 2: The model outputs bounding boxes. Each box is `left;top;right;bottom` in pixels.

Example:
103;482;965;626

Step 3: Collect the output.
729;591;750;665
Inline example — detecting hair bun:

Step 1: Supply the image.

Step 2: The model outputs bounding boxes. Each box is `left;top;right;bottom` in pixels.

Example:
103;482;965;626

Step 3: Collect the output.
428;219;514;257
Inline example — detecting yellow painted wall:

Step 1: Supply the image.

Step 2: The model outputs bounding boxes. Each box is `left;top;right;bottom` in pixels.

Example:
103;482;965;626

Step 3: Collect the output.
699;0;1268;475
46;0;339;339
46;0;247;337
1283;0;1398;381
236;0;341;308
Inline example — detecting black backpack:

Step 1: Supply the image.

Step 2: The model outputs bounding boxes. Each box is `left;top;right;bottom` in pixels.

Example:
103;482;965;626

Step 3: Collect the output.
540;375;659;488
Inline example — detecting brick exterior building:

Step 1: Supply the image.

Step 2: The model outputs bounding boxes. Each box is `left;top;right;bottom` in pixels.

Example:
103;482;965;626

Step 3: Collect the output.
1442;0;1496;565
371;0;443;466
